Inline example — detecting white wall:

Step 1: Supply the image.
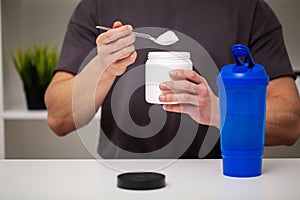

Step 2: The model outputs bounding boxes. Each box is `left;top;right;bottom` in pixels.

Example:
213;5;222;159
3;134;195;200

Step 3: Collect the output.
2;0;81;110
265;0;300;70
2;0;93;159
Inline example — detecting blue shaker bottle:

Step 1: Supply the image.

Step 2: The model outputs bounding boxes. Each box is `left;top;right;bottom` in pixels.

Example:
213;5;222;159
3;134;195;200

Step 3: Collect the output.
217;44;269;177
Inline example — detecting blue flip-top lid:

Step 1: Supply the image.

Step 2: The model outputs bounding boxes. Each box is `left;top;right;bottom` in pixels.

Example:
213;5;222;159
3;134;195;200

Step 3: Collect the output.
217;44;269;86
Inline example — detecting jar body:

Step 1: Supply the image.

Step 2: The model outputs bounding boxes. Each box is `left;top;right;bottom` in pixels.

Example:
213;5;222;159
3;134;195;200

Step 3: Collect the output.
145;52;193;104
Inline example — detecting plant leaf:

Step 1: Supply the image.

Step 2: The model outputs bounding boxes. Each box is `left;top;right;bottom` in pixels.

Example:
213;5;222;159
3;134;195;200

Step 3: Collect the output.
11;45;59;86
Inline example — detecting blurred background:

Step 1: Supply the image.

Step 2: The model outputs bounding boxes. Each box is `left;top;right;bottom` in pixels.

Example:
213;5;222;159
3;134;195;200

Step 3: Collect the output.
0;0;299;159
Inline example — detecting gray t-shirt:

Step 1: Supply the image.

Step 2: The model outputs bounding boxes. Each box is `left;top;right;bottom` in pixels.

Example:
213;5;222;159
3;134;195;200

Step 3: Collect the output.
55;0;294;158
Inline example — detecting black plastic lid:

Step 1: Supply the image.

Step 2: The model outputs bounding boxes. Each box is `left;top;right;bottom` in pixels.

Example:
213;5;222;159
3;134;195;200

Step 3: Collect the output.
117;172;166;190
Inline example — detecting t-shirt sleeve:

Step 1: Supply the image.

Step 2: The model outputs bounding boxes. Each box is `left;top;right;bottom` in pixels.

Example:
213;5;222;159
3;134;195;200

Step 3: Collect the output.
54;0;100;74
249;0;295;80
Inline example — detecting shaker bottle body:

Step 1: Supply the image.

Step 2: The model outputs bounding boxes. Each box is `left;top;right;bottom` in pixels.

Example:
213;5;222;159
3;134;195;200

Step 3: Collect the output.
217;44;269;177
219;85;267;177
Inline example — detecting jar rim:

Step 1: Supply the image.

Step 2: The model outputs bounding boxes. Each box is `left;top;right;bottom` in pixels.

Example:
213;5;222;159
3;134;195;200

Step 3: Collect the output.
148;51;190;59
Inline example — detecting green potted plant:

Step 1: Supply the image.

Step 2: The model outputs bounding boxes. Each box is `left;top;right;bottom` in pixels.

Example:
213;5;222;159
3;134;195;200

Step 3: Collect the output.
11;45;59;109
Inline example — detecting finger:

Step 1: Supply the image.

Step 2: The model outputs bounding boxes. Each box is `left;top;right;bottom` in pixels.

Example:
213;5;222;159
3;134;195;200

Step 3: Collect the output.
104;25;133;44
96;21;123;46
163;104;203;122
117;49;136;61
97;44;111;58
117;51;137;66
163;103;197;115
162;104;182;114
113;21;123;28
105;33;136;54
159;92;198;105
111;44;135;61
96;25;133;45
169;69;206;84
159;80;198;94
108;51;137;76
106;45;135;66
97;32;135;58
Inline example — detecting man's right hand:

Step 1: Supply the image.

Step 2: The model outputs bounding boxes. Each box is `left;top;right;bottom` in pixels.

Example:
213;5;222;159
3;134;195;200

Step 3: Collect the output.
96;21;137;77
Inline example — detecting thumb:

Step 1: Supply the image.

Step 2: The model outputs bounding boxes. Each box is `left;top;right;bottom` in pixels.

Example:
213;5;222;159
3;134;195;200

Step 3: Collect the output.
112;21;123;29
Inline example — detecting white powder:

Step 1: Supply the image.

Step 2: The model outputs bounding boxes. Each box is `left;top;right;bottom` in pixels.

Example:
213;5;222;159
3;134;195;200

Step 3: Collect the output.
156;31;179;46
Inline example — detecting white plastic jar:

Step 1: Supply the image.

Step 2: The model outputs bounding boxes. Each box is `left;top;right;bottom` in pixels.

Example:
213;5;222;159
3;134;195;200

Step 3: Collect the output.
145;51;193;104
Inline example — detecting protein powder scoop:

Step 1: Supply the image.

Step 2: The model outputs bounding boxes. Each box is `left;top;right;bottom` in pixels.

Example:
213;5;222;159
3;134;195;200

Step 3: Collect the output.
96;26;179;46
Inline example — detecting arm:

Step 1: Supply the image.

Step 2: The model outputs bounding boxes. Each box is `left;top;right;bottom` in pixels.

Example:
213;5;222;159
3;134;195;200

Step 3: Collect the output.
265;76;300;145
45;61;117;136
45;22;137;136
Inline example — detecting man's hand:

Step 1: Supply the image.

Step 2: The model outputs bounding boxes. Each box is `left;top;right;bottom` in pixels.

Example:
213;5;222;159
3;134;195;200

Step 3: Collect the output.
158;69;220;128
96;21;137;77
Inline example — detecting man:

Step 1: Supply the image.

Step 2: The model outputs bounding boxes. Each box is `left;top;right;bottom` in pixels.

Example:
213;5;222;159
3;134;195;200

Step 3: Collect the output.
45;0;300;158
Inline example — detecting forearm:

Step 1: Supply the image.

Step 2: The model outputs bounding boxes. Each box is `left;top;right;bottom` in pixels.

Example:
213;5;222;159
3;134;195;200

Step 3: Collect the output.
72;56;116;129
264;78;300;146
45;56;116;136
45;23;137;136
265;96;300;146
45;73;76;135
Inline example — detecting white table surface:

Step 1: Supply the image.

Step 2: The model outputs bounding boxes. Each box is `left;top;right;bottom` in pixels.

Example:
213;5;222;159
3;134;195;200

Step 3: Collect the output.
0;159;299;200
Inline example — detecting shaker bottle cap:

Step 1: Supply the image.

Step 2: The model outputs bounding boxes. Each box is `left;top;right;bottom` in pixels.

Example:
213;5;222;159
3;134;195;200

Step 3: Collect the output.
217;44;269;87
